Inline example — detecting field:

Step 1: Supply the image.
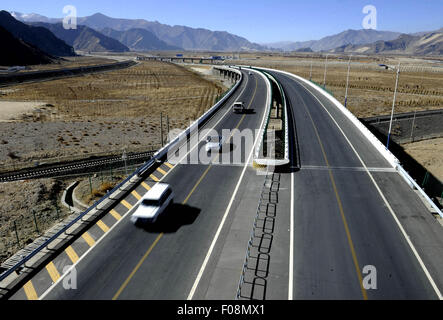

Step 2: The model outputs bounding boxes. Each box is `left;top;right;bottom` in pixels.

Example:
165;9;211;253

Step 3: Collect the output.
229;53;443;118
0;60;225;170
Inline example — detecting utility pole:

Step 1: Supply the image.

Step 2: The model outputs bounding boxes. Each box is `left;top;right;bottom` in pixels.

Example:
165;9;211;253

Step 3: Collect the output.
160;112;164;147
344;54;352;108
323;54;329;89
122;149;128;176
166;115;170;143
309;59;313;81
410;109;417;142
386;62;401;150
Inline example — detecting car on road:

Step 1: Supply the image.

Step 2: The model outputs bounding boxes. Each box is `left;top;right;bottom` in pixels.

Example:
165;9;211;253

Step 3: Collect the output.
232;101;245;113
205;134;223;153
130;183;174;224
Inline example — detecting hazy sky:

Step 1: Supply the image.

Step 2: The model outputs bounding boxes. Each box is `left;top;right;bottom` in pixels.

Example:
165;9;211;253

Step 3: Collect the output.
2;0;442;43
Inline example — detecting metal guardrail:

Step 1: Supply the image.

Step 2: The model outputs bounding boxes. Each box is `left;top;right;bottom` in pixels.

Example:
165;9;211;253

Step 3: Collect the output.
236;168;269;299
250;68;289;167
0;65;243;282
268;71;289;163
361;108;443;124
397;165;443;218
236;169;280;300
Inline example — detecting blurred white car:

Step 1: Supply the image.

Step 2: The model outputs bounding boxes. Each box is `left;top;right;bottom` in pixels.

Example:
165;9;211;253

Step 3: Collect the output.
131;183;174;224
205;135;223;153
232;101;245;113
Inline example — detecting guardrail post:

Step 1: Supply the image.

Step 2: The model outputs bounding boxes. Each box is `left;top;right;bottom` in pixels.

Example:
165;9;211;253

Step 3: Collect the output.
422;171;429;188
13;221;20;247
166;115;170;143
89;175;93;194
32;210;39;234
55;202;60;220
160;112;164;147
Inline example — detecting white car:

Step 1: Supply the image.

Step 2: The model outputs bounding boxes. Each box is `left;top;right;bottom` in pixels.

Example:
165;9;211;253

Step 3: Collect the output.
130;183;174;224
205;135;223;153
232;101;245;113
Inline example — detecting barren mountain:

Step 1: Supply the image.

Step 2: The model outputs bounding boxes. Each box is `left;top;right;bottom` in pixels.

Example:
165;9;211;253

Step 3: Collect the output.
0;11;75;57
331;32;443;55
266;29;401;52
13;12;265;51
29;22;130;52
0;26;53;66
100;28;181;51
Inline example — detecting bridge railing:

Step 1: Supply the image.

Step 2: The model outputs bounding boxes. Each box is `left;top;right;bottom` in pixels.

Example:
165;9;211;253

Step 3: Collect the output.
242;67;289;168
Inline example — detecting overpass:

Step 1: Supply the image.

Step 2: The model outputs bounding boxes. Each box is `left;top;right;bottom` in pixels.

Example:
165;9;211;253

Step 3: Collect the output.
136;55;225;65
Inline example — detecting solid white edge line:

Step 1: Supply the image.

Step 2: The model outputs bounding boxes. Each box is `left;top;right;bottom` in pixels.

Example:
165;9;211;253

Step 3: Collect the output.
292;75;443;300
187;69;270;300
38;70;251;300
288;171;294;300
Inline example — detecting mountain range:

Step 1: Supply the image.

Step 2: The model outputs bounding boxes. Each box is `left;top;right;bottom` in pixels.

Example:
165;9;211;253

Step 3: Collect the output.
12;12;265;51
77;13;265;51
0;11;74;56
5;11;443;56
331;32;443;55
265;29;403;52
100;27;181;51
29;22;130;52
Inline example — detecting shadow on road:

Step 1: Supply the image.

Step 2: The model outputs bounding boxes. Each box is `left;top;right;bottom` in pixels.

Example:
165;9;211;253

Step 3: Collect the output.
243;109;256;114
136;203;201;233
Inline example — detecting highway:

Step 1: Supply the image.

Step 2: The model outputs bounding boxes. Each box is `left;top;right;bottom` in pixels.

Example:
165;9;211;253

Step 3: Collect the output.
8;66;443;300
268;69;443;299
10;69;270;300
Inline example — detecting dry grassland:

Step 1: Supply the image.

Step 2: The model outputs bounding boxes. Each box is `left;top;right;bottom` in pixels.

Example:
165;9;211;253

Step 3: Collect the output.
231;54;443;118
0;60;224;169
